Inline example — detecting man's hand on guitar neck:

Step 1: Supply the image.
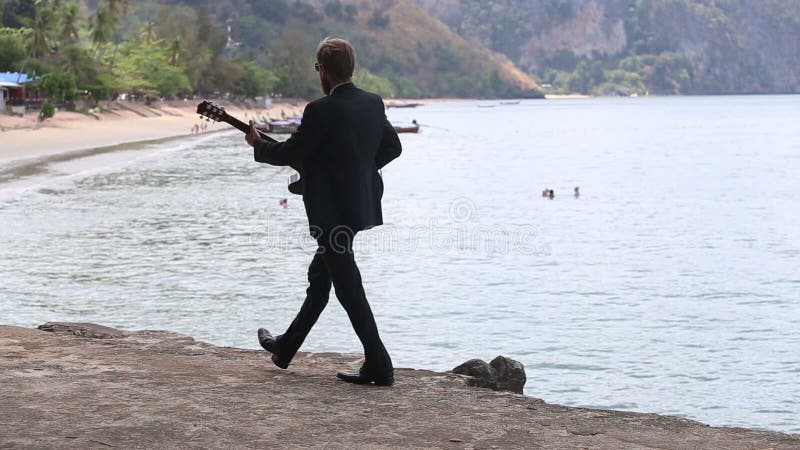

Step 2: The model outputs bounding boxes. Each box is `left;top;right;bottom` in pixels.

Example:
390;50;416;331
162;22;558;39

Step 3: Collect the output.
246;120;260;147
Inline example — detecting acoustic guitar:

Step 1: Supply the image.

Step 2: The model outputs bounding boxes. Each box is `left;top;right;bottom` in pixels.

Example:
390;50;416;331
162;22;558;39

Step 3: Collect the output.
196;100;303;195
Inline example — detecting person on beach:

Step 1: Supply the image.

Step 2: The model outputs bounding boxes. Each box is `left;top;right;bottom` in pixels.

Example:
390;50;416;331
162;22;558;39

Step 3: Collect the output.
245;38;402;386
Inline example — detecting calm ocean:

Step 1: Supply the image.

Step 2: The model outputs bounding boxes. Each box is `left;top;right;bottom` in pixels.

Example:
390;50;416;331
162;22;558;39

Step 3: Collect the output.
1;95;798;433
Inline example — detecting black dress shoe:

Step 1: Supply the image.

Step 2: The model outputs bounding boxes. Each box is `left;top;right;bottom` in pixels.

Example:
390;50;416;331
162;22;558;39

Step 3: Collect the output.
257;328;289;369
257;328;278;352
336;370;395;386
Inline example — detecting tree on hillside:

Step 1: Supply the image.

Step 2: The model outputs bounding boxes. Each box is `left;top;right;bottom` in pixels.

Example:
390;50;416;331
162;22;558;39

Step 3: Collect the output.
291;1;322;23
167;38;181;66
151;5;227;94
58;2;80;44
2;0;36;28
353;67;396;98
0;26;29;71
40;69;76;106
343;4;357;22
368;9;389;28
114;39;190;97
54;25;115;105
27;2;56;57
89;4;112;49
106;0;128;19
57;43;87;76
231;59;278;100
324;0;342;19
99;0;128;34
138;20;155;44
274;27;317;97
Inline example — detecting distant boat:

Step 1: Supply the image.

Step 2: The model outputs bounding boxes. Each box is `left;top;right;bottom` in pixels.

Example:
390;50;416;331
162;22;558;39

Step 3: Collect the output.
259;116;301;134
259;116;419;134
387;102;423;108
392;120;420;134
500;101;520;105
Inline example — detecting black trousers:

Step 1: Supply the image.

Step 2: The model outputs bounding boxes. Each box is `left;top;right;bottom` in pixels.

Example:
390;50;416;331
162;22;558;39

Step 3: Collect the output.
276;230;392;374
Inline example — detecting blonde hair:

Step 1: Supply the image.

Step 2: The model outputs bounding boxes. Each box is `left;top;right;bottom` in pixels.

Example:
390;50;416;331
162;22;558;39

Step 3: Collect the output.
316;38;356;83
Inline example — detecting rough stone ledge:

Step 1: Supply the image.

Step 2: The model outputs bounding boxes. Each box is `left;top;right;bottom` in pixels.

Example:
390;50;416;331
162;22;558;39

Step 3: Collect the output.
1;322;797;449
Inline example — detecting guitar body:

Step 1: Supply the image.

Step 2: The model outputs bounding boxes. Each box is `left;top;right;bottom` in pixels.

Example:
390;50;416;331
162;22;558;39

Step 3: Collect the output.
197;100;304;195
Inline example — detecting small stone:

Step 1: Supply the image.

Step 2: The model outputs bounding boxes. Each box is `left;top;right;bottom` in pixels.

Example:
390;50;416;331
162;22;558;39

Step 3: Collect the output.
489;356;526;394
452;358;496;389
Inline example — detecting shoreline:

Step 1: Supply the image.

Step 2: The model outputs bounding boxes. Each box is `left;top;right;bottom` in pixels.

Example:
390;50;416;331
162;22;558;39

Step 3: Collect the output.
0;95;569;173
0;97;459;180
0;100;304;169
2;322;798;448
0;131;226;188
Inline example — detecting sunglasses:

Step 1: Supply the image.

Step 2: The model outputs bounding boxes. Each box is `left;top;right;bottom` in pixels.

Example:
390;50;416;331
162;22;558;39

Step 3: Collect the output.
314;62;321;72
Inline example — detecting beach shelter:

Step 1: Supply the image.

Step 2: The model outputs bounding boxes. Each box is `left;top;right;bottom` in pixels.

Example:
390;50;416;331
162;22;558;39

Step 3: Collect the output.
0;72;35;114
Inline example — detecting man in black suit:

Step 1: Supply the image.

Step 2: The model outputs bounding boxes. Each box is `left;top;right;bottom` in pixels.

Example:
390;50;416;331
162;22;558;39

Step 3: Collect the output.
245;38;401;386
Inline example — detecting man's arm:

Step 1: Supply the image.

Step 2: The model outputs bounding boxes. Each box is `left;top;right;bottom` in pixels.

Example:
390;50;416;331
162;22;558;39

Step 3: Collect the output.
376;118;402;170
249;103;322;166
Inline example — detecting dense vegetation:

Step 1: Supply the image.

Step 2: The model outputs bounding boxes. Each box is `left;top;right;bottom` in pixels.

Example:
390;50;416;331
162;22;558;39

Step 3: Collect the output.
0;0;541;112
414;0;800;95
4;0;796;106
1;0;282;109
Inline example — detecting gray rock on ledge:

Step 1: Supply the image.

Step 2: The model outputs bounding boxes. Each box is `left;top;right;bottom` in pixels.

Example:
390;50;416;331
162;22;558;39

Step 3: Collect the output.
452;356;527;394
1;322;799;449
490;355;527;393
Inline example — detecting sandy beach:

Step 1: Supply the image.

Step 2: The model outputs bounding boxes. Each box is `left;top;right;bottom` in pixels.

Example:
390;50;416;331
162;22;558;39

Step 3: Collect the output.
545;93;592;99
0;100;305;167
0;97;447;170
0;97;450;192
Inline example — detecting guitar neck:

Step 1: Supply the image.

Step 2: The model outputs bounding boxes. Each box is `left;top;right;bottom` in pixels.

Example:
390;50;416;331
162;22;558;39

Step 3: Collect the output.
224;113;278;143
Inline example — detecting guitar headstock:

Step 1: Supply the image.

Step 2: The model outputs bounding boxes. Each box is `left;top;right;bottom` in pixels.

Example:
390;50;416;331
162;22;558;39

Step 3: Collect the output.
197;100;227;122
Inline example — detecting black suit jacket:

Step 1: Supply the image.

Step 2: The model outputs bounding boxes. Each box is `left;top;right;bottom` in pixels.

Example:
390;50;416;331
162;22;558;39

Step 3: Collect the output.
253;83;402;237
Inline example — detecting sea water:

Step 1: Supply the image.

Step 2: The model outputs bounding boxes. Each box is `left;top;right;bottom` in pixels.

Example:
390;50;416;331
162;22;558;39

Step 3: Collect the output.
1;95;798;433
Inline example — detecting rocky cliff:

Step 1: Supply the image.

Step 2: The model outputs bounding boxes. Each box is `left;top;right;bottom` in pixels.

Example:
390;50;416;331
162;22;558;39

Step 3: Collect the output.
414;0;800;95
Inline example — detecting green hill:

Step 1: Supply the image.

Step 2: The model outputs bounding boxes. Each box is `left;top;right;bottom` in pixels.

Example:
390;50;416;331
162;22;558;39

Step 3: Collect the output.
185;0;544;98
0;0;543;100
5;0;796;100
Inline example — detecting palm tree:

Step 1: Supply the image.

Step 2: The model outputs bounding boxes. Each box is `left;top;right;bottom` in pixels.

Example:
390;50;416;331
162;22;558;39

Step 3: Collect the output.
88;0;129;52
106;0;129;28
139;20;156;44
89;4;112;50
58;44;97;87
59;2;81;44
168;38;181;66
28;4;56;58
59;44;84;75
